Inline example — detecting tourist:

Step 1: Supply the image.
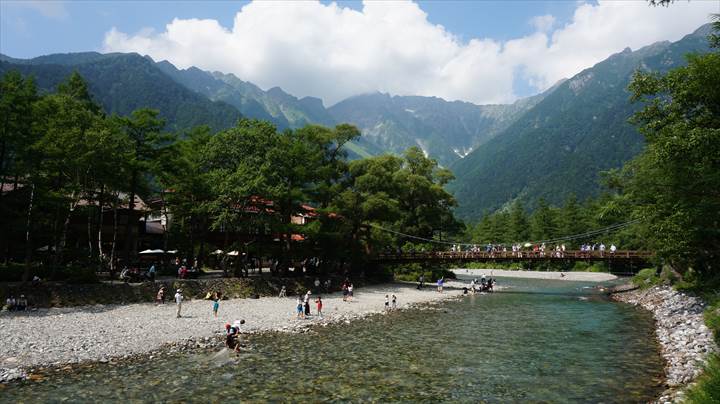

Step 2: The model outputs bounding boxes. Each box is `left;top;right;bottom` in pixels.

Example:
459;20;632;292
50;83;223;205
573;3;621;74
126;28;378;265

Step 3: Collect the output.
315;296;323;319
610;244;617;254
5;295;15;311
600;243;606;257
225;320;244;352
32;275;41;287
470;278;476;293
437;277;444;293
175;289;183;318
212;294;220;318
17;295;27;311
385;295;390;311
342;282;349;301
279;285;287;298
391;294;397;310
348;283;354;301
296;296;304;319
156;286;165;305
304;291;312;316
314;277;321;291
148;263;156;282
417;273;425;290
323;279;331;292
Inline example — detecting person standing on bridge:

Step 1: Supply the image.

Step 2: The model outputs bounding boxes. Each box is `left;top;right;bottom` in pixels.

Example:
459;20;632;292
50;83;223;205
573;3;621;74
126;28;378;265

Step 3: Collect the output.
610;244;617;255
600;243;606;257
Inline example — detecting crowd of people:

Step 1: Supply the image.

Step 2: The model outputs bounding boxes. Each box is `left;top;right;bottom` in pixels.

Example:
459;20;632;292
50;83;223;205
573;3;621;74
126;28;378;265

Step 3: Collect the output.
468;276;495;293
3;295;28;311
444;242;619;258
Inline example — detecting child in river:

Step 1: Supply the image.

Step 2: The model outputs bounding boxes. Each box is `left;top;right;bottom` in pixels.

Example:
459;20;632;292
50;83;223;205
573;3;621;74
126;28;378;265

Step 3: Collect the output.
385;295;390;311
315;296;323;319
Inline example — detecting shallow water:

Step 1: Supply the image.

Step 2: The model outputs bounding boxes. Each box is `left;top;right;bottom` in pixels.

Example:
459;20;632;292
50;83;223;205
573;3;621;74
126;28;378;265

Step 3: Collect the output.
4;277;664;403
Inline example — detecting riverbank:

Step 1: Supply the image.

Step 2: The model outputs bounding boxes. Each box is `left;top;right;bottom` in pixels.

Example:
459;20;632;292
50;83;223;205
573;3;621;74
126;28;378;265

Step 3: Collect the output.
452;268;618;282
0;283;459;383
612;286;717;403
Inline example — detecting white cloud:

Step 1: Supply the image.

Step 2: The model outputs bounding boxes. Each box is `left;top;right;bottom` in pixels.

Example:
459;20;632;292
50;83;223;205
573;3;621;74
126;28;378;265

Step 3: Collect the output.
530;14;555;33
103;0;717;106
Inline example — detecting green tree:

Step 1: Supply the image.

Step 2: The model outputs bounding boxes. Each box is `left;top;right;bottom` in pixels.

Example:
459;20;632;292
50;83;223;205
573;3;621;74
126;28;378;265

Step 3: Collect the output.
530;198;559;241
559;194;586;247
507;200;530;242
0;71;39;269
624;40;720;274
117;108;170;264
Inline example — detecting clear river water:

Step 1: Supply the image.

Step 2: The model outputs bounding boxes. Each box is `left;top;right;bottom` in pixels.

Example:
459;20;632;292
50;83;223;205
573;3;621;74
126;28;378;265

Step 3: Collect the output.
3;276;665;403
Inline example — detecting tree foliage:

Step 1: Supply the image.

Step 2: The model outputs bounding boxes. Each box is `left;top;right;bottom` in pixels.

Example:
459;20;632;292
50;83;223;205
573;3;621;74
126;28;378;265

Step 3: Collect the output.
622;36;720;274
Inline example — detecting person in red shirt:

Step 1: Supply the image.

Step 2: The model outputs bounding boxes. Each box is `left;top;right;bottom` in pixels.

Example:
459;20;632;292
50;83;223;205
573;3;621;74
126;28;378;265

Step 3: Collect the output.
315;296;323;319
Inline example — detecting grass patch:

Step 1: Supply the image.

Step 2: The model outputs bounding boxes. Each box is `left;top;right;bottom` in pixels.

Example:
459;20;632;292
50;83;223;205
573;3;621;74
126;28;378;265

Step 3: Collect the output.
686;354;720;403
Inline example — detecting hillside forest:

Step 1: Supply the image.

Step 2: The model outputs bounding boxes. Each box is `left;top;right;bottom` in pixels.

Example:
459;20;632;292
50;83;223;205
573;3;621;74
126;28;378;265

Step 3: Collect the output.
0;19;718;285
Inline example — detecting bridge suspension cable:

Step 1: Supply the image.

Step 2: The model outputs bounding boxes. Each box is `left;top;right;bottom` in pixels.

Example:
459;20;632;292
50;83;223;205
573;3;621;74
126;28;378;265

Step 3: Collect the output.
369;218;642;247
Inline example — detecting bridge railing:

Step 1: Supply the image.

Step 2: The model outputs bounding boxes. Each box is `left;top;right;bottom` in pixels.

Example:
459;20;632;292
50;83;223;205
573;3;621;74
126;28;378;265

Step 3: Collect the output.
374;250;655;261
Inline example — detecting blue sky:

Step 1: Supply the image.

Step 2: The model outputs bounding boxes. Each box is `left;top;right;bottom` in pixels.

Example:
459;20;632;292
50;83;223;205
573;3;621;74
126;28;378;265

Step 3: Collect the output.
1;1;579;58
1;1;716;105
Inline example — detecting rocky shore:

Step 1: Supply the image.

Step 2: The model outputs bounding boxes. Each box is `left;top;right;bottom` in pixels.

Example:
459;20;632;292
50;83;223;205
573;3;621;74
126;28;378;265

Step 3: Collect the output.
0;283;459;383
612;286;717;403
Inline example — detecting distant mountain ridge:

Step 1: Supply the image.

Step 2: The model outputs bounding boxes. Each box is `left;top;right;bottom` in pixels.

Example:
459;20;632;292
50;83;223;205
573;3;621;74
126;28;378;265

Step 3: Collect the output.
0;52;241;132
0;23;712;221
447;24;712;219
0;50;554;165
327;90;553;165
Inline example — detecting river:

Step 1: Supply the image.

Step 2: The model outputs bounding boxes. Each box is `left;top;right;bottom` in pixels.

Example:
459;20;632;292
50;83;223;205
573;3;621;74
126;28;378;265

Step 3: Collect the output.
2;276;664;402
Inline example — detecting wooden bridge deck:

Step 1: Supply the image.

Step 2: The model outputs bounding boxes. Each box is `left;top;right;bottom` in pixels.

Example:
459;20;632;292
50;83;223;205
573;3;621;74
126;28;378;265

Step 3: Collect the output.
372;250;654;264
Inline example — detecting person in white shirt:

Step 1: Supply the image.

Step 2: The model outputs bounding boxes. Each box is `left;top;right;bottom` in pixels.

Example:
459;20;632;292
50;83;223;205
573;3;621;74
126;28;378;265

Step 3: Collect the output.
610;244;617;254
175;289;183;318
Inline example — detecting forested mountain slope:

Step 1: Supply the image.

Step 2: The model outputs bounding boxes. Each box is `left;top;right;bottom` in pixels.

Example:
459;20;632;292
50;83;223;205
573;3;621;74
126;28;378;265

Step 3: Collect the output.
448;24;712;220
0;52;241;131
155;61;336;130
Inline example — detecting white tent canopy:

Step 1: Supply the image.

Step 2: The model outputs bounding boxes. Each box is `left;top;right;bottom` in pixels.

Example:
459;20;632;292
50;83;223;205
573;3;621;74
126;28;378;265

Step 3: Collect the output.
139;249;165;255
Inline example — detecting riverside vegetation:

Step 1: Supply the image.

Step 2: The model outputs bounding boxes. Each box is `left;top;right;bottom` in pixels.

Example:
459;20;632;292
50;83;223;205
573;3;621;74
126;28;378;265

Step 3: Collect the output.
0;7;719;404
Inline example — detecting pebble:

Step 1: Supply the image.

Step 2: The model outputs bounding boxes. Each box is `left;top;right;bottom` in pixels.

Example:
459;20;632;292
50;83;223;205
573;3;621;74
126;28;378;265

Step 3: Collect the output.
613;286;717;403
0;283;458;383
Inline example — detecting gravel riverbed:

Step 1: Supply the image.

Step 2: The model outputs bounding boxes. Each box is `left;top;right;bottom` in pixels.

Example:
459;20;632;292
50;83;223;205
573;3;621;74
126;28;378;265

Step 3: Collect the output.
613;286;717;403
0;283;458;383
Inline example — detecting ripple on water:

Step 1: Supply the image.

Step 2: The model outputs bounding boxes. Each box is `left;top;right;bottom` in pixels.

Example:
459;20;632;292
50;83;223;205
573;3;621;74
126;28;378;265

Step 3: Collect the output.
4;277;664;402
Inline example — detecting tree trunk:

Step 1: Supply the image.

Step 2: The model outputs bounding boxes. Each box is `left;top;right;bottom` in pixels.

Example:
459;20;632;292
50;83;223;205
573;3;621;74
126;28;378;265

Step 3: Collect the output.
97;185;105;272
87;201;94;259
53;197;78;274
122;171;138;265
22;183;35;283
160;190;169;272
109;192;119;279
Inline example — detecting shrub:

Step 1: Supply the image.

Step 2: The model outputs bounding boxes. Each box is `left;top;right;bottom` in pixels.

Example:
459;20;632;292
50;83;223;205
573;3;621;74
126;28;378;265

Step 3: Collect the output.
632;268;660;288
392;264;456;282
64;266;99;284
686;354;720;404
